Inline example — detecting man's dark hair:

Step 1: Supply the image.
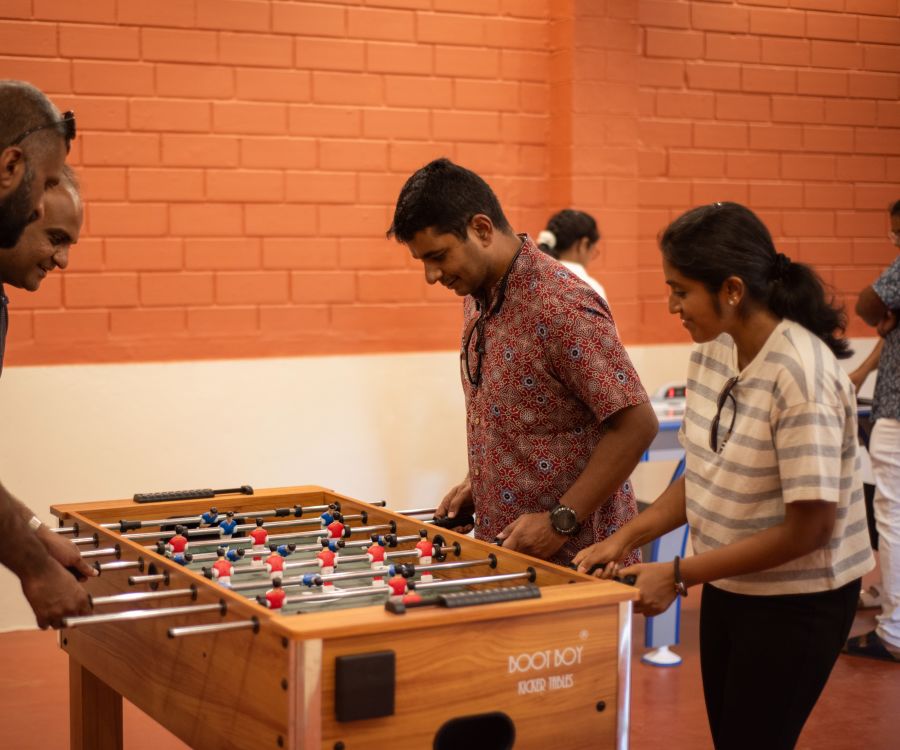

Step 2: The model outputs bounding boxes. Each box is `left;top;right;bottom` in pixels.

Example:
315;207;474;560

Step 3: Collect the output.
890;199;900;217
0;80;63;157
386;158;511;243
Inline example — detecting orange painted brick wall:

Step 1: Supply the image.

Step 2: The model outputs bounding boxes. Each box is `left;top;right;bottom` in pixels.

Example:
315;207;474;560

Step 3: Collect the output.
1;0;897;365
634;0;900;343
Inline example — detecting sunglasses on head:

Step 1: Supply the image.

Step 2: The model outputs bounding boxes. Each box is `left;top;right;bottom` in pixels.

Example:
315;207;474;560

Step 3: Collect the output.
8;111;76;153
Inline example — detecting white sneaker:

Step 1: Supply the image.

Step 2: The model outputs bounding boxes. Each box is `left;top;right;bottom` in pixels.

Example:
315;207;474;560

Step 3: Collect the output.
858;584;883;609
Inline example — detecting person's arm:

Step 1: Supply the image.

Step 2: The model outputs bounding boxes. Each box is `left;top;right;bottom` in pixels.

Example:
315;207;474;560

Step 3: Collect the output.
8;487;96;579
498;400;658;558
622;500;835;616
0;482;55;579
572;474;688;573
857;286;887;326
560;400;658;520
0;481;92;628
848;339;883;392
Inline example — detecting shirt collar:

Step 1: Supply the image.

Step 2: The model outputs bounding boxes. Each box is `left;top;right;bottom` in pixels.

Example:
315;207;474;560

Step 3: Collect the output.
475;234;529;316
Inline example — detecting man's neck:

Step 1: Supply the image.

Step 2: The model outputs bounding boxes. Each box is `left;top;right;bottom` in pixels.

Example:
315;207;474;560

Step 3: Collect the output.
478;231;522;303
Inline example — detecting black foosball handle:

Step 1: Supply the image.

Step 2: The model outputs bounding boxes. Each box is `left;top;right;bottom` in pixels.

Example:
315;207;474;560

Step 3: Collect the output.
133;485;254;504
568;562;637;586
439;583;542;609
385;583;542;615
430;512;476;530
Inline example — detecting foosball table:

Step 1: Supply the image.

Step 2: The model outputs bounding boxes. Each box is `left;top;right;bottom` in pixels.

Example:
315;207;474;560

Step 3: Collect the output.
52;485;637;750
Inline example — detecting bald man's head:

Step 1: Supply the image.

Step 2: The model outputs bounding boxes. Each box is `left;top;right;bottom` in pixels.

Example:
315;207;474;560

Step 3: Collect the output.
0;167;82;292
0;81;70;248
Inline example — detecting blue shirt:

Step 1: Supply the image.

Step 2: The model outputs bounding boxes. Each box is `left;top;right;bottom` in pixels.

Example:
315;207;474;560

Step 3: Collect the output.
872;255;900;421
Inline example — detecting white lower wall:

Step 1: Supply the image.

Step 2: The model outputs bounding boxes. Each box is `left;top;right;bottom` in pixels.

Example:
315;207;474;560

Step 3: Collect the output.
0;338;878;630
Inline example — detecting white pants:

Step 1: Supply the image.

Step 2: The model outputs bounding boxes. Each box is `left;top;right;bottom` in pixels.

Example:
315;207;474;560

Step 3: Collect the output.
870;418;900;648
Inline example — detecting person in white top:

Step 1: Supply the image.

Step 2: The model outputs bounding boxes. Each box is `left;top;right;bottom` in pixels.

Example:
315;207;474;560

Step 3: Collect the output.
574;202;874;750
537;209;607;301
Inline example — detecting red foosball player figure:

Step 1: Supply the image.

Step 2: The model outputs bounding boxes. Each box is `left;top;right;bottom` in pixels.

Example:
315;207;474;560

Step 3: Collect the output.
366;534;386;586
415;529;434;583
166;525;189;557
248;518;268;567
326;512;345;540
210;548;235;588
264;580;287;610
387;572;408;599
265;544;289;582
317;538;339;592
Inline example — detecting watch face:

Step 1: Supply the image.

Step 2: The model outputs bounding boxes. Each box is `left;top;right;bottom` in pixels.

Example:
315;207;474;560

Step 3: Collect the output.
551;505;578;534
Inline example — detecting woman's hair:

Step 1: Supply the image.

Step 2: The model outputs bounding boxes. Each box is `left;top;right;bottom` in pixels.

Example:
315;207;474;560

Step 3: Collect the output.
890;199;900;217
537;209;599;259
660;202;851;359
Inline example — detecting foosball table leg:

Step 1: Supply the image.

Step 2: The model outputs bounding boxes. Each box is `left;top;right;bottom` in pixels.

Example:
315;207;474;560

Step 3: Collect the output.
69;657;123;750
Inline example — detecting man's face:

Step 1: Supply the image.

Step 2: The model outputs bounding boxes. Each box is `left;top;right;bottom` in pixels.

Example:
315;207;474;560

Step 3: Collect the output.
0;182;81;292
407;223;494;298
0;138;66;249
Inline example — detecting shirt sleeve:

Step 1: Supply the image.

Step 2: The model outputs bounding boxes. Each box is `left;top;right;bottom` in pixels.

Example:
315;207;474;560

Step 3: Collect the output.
543;290;648;424
872;256;900;309
773;401;845;504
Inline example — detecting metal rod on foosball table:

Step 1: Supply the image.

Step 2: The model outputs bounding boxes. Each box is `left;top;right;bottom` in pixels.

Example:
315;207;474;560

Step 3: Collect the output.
416;570;535;591
71;535;100;546
103;502;339;533
125;514;367;543
80;546;120;559
281;566;532;608
108;506;326;533
168;617;260;639
49;524;78;536
129;573;167;586
283;586;390;606
96;559;144;574
62;601;226;629
91;587;196;607
316;556;493;587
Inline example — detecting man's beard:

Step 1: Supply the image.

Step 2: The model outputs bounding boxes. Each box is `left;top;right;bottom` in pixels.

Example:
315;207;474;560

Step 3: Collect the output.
0;164;37;249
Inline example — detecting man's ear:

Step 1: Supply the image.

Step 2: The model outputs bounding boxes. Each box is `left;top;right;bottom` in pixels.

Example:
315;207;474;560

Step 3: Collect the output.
0;147;25;191
469;213;495;246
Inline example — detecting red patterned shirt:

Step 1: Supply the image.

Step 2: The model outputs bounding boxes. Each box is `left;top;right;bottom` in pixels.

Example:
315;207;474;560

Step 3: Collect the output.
462;237;647;566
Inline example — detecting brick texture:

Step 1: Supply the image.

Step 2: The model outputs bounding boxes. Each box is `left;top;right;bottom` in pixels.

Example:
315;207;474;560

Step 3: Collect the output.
0;1;896;365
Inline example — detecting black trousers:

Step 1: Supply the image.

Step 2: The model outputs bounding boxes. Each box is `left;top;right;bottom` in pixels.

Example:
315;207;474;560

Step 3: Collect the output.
699;578;860;750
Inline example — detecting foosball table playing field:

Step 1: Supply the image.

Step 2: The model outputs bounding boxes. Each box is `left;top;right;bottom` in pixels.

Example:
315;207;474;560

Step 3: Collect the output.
51;485;638;750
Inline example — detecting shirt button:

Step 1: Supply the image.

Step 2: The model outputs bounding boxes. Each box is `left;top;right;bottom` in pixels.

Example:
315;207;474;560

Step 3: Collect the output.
474;467;480;477
474;416;480;425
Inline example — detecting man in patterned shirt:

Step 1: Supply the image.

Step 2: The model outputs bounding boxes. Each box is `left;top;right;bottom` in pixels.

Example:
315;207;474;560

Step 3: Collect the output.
387;159;658;566
846;200;900;662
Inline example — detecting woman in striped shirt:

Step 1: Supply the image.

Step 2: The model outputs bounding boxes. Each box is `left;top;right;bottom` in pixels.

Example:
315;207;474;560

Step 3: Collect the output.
574;202;874;750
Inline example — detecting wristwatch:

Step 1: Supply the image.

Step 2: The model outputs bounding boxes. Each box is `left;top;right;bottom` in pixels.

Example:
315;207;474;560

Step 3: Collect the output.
549;503;580;536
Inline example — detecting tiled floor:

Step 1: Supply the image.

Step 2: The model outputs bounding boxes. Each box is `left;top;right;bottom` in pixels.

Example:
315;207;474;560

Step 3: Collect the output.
1;593;897;749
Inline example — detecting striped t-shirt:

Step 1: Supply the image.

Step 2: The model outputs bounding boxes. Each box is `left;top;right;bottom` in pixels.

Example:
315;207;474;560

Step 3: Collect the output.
680;319;874;595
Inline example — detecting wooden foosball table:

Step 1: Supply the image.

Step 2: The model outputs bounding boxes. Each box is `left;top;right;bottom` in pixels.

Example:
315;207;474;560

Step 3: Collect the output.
52;485;637;750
